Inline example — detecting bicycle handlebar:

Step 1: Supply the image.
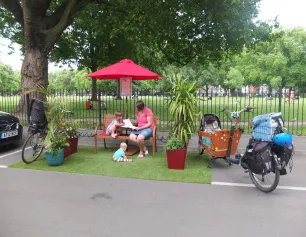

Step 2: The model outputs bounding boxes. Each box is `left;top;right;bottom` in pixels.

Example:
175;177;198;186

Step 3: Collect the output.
61;110;74;115
221;105;256;114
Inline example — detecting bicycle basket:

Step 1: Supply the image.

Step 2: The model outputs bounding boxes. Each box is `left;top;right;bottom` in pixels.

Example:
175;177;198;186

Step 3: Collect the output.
29;98;47;127
251;113;284;142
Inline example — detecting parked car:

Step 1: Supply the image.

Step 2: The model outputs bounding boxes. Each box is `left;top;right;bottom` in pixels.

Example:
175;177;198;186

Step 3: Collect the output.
0;111;23;146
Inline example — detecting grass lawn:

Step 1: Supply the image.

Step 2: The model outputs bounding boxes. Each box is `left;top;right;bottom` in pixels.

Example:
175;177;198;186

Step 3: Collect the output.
10;146;212;184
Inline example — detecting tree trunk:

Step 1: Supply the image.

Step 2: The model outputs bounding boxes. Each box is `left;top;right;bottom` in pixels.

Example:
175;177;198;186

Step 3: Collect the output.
268;85;272;96
278;78;286;112
205;85;209;96
90;63;98;101
5;0;92;116
115;80;122;100
14;48;49;114
91;78;97;101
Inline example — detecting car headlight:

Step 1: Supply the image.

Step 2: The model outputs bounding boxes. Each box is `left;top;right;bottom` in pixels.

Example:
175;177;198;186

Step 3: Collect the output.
16;123;19;129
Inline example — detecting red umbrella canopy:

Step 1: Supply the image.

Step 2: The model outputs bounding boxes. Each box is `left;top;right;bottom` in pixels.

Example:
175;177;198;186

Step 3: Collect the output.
87;59;162;80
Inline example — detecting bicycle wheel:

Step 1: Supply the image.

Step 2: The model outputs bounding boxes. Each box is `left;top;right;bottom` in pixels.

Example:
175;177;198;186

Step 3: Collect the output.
198;141;204;155
21;132;46;164
249;168;280;193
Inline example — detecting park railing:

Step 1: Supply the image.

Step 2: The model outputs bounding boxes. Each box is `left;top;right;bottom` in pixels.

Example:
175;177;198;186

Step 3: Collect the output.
0;88;305;135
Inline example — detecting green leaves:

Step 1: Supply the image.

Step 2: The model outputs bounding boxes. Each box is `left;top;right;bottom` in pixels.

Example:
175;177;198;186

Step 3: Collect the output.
167;73;199;143
225;67;245;89
165;136;185;151
44;122;70;155
236;27;306;88
44;99;74;155
0;62;20;91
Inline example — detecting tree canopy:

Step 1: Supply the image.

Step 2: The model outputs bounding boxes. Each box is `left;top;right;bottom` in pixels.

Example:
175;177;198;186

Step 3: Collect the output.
0;62;20;91
233;27;306;89
0;0;264;89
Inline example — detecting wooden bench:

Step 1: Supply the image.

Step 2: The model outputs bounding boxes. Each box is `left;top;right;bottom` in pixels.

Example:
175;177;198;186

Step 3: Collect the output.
94;114;158;156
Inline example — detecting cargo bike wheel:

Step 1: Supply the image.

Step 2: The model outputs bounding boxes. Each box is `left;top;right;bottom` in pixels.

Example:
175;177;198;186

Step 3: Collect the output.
198;140;204;155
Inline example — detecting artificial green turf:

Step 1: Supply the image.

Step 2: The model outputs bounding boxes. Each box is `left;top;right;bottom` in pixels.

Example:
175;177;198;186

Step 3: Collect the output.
10;146;212;184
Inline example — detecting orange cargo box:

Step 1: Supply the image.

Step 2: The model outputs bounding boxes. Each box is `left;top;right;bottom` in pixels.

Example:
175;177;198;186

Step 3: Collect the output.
199;129;243;157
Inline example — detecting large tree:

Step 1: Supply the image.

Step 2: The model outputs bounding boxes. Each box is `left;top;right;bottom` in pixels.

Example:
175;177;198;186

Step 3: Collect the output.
51;4;138;100
0;0;263;107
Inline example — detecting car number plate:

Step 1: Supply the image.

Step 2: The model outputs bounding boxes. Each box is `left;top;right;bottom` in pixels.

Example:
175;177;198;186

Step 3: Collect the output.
1;130;18;139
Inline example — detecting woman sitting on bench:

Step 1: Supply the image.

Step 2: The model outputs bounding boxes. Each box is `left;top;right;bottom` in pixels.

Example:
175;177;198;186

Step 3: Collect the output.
129;100;154;158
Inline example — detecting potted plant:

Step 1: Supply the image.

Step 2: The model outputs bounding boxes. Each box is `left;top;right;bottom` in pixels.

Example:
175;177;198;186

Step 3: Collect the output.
44;99;71;165
44;122;70;166
166;136;187;169
63;120;79;158
166;73;199;170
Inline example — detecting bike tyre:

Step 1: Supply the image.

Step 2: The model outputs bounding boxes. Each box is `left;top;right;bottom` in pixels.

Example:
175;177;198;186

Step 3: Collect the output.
21;133;45;164
249;169;280;193
198;141;204;155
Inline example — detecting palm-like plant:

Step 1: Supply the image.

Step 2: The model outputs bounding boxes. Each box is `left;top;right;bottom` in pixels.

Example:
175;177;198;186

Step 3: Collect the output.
167;73;200;144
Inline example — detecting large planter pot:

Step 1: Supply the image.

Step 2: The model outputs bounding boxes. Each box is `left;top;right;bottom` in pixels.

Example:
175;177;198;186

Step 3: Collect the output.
64;137;79;158
166;147;187;170
45;148;64;166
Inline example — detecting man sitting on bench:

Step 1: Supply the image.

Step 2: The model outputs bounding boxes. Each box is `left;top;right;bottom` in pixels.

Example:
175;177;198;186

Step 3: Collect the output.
86;99;94;110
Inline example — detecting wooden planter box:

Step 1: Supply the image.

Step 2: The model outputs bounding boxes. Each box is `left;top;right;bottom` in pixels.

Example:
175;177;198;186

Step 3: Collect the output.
64;137;79;158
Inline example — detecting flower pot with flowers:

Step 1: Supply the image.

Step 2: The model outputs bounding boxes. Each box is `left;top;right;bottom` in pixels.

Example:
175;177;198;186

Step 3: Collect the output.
63;120;79;158
44;99;73;164
44;121;70;166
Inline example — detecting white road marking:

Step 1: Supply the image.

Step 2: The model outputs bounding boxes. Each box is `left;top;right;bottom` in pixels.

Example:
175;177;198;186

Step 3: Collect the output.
0;165;8;168
212;181;306;191
0;147;31;159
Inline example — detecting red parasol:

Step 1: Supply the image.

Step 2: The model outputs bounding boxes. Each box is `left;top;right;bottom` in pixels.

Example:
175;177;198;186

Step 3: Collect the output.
87;59;162;80
87;59;162;118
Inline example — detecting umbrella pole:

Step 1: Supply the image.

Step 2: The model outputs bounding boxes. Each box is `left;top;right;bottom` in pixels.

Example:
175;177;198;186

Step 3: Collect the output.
125;96;128;119
98;89;102;126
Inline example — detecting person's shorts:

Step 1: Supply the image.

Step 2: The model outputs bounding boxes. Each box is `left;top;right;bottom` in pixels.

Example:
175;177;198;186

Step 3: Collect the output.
130;128;153;139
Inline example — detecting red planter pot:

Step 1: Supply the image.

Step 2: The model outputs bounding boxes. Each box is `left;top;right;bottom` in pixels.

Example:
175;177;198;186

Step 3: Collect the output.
166;147;187;170
64;137;79;158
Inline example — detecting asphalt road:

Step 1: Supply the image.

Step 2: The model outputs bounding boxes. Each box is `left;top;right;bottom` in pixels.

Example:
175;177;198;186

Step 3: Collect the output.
0;169;306;237
0;134;306;237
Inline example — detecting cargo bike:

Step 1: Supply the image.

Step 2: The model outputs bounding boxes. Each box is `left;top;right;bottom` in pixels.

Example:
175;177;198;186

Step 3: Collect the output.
198;106;255;168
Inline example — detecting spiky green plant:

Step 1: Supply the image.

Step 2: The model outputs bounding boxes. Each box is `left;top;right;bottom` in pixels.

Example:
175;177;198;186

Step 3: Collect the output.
167;73;200;144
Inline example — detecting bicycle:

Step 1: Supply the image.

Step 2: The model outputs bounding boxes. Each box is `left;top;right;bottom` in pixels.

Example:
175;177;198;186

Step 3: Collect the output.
226;111;294;193
21;98;73;164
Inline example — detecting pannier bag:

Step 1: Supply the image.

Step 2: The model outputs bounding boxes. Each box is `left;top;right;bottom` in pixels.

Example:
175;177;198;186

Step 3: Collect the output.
252;112;284;142
245;140;273;174
271;144;294;175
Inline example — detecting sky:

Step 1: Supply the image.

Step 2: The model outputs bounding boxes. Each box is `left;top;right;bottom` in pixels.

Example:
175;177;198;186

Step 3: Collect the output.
0;0;305;72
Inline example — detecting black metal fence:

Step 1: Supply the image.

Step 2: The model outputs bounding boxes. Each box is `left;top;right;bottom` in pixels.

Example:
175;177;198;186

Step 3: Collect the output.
0;88;305;135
